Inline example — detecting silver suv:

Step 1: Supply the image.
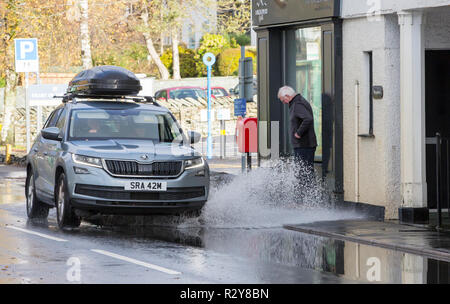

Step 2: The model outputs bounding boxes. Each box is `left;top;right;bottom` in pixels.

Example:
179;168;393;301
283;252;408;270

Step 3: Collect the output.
25;66;209;229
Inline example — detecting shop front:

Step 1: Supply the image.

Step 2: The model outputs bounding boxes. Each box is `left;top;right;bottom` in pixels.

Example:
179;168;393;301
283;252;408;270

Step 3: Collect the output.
252;0;343;198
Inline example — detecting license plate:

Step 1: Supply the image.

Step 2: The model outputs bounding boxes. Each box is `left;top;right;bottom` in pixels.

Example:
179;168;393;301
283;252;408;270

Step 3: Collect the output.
124;181;167;191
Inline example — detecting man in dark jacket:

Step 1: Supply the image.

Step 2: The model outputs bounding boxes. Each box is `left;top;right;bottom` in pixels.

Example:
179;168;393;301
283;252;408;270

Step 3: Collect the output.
278;86;317;170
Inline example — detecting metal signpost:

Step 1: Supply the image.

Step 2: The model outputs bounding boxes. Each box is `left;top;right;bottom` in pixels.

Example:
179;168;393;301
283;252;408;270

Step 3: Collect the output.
202;53;215;160
15;38;39;153
217;108;231;159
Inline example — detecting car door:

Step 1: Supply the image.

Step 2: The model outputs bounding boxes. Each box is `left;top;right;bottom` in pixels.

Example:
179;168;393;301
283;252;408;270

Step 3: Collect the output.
34;109;59;197
39;107;65;199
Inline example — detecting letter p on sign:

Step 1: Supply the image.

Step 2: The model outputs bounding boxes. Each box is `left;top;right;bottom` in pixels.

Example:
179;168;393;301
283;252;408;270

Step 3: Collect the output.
20;41;35;59
15;38;39;72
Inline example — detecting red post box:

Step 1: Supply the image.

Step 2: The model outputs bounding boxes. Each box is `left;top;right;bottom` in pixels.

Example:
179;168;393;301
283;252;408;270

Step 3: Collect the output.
236;117;258;153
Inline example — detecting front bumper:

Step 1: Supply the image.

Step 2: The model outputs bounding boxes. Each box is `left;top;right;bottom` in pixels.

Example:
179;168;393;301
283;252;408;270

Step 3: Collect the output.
66;162;209;215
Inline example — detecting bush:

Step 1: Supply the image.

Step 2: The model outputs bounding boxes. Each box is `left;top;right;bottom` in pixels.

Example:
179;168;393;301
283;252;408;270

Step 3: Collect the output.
161;46;197;78
217;48;257;76
195;34;236;76
229;33;251;46
197;33;233;57
92;43;153;75
0;77;5;88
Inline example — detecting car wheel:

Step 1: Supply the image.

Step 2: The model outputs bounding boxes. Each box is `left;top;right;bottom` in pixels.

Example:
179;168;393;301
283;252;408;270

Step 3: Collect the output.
26;172;49;219
56;173;81;229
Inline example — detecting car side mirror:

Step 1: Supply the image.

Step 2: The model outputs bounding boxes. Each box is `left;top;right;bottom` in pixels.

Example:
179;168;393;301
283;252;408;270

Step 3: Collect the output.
41;127;62;141
188;131;201;144
145;96;155;103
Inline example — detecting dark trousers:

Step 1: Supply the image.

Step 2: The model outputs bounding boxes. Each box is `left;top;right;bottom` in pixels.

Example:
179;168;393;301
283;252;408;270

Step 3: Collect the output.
293;148;316;195
294;147;316;169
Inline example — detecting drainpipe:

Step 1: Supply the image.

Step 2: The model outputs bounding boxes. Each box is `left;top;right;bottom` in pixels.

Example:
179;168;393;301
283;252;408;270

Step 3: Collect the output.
355;80;360;202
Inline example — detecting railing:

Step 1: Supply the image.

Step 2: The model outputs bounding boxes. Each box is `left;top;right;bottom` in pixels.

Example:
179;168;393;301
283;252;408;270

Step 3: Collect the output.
426;133;450;228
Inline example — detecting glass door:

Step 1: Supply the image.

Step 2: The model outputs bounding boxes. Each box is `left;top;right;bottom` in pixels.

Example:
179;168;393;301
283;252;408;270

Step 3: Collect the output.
285;26;323;161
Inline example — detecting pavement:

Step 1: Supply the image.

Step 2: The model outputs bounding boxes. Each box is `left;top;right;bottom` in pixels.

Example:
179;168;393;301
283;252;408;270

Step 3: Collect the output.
0;164;26;179
207;157;251;176
285;219;450;263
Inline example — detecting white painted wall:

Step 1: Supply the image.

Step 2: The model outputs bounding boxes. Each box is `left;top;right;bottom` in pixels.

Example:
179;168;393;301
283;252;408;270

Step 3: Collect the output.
342;15;402;219
341;2;450;218
342;0;450;18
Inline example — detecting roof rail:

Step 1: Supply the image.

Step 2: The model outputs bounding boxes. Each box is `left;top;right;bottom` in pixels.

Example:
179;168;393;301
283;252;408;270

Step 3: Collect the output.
55;93;160;107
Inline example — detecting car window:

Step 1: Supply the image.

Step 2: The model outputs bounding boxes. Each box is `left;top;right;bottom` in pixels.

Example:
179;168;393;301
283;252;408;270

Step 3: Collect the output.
171;89;190;99
211;88;227;97
193;89;206;99
47;108;63;128
155;90;167;100
55;107;67;131
43;111;56;129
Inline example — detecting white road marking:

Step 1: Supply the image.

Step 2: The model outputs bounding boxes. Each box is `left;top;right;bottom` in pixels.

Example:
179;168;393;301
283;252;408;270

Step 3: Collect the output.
91;249;181;275
6;225;68;242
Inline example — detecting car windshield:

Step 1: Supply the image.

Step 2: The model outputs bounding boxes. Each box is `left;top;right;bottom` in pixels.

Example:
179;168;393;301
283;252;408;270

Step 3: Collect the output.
211;88;228;97
68;108;182;142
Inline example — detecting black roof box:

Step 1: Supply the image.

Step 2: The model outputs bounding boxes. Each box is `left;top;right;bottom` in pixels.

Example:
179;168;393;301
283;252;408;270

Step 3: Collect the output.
67;66;142;96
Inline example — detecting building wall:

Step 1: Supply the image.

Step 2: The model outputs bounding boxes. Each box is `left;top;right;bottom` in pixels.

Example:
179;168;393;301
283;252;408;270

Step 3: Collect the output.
342;15;401;219
342;2;450;218
425;8;450;50
342;0;450;18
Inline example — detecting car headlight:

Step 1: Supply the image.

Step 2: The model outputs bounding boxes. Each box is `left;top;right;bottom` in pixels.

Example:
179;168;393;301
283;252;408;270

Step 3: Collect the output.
184;157;204;169
72;154;103;168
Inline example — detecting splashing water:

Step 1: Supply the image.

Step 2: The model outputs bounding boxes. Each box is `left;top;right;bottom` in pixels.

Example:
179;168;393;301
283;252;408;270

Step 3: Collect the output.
100;159;364;229
182;159;364;228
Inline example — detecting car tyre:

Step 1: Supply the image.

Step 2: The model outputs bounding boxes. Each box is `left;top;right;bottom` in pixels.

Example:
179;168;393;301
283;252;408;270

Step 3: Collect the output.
56;173;81;229
26;172;49;219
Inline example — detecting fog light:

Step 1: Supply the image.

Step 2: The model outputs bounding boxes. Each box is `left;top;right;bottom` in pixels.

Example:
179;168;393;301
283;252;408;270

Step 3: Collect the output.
195;170;205;176
74;166;90;174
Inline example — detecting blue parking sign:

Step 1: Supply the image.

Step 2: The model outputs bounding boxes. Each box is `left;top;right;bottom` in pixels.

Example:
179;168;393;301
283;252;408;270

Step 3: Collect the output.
15;38;39;72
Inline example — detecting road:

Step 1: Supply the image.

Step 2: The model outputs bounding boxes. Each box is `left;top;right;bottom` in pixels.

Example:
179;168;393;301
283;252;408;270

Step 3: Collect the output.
0;167;360;284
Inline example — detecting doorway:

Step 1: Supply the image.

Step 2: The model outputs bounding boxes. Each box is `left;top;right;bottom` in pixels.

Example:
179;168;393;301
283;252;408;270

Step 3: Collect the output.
425;50;450;209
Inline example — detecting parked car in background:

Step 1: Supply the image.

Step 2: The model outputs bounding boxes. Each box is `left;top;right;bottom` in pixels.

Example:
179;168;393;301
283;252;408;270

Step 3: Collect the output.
229;78;257;101
154;86;207;101
202;87;230;98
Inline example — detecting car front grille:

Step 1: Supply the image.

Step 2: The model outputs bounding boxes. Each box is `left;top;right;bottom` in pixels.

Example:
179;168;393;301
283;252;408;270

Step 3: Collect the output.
74;184;205;201
104;160;182;177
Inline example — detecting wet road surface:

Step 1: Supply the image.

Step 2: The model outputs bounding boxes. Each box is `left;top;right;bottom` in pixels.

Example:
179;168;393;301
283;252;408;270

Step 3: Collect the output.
1;172;448;284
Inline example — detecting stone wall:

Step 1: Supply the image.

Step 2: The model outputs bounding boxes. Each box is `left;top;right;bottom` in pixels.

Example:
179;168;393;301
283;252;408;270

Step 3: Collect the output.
162;96;257;137
13;106;57;147
10;97;256;146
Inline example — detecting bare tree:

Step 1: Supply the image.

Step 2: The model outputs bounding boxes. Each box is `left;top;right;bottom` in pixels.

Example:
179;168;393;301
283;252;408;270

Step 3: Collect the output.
217;0;251;34
171;29;181;79
79;0;93;69
140;1;170;80
1;0;20;143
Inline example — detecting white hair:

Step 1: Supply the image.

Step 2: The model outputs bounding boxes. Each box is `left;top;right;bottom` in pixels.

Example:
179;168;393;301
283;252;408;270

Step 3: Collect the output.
278;86;296;98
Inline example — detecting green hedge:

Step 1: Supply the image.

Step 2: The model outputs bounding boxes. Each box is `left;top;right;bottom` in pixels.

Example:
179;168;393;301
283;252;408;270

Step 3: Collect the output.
161;46;197;78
